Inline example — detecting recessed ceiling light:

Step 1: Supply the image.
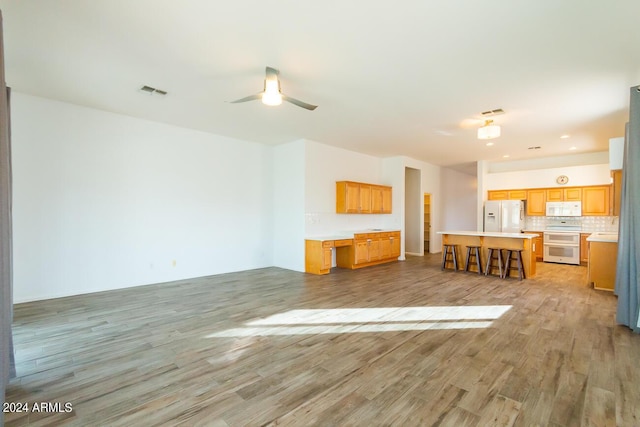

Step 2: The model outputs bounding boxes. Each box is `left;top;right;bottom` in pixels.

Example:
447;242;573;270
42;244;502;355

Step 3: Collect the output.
569;146;577;150
560;134;570;139
503;154;510;158
486;142;494;146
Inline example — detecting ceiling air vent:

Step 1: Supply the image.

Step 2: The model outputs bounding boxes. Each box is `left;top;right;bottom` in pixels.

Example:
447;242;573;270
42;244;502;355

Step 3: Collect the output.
139;85;167;96
481;108;504;116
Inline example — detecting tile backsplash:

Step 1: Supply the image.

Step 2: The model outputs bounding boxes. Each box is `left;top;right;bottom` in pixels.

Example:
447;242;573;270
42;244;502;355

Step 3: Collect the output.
525;216;619;232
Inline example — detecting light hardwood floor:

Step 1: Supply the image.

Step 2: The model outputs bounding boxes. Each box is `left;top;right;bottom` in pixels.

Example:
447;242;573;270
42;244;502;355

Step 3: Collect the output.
5;254;640;426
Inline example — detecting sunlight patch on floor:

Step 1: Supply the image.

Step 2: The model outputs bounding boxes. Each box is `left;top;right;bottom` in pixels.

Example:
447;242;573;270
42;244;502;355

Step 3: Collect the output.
206;306;511;338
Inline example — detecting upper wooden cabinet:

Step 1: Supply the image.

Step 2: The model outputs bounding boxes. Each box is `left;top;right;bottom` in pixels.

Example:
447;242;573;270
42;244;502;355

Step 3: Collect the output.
370;185;392;214
490;184;614;217
488;190;526;200
336;181;392;214
611;170;622;216
582;186;610;216
546;187;581;202
526;189;546;216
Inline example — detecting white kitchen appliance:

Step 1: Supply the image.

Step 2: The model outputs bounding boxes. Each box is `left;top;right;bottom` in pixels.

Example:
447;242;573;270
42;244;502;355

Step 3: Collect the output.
484;200;524;233
545;201;582;217
543;219;581;265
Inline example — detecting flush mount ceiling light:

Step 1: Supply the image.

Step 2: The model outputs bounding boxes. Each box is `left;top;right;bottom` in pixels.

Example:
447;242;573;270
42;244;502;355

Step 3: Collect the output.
477;119;501;140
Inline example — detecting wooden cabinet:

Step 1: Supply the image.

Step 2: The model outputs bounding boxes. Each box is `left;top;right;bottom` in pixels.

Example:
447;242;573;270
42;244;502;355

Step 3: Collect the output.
488;190;526;200
390;233;401;258
353;234;381;264
611;170;622;216
336;181;392;214
582;186;610;216
336;231;401;269
305;240;334;275
526;189;546;216
489;184;614;217
359;184;372;214
526;231;544;261
305;238;354;275
588;240;617;291
370;185;392;214
580;233;589;265
546;187;581;202
336;181;360;213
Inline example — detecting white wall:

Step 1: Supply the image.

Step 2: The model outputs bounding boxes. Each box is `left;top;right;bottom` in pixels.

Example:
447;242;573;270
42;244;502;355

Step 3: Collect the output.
381;156;442;255
440;167;478;231
12;93;274;302
484;163;611;190
272;140;306;272
304;140;392;236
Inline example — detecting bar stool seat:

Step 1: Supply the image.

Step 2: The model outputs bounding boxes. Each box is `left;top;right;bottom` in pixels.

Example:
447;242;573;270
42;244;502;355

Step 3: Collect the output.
464;246;483;274
485;247;505;278
503;249;525;280
441;244;459;271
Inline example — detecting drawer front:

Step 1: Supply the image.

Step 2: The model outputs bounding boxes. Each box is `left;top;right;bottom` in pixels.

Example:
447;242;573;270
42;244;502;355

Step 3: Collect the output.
322;241;334;248
334;239;354;247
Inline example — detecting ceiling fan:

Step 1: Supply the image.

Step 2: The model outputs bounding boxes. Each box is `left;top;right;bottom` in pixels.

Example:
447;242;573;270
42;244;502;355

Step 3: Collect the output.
230;66;317;111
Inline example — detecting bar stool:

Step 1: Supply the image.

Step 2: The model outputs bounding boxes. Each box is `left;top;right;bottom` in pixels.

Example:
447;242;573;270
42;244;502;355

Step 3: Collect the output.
503;249;525;280
441;244;459;271
464;246;483;274
485;248;505;278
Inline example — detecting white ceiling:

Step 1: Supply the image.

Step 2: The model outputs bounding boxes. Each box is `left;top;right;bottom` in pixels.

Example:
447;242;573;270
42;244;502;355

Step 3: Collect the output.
1;1;639;170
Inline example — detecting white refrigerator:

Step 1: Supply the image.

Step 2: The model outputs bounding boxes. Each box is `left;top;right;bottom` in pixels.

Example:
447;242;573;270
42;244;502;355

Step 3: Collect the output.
484;200;524;233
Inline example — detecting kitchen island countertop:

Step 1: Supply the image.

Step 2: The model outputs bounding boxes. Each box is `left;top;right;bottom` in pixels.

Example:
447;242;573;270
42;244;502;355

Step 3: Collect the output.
437;231;539;239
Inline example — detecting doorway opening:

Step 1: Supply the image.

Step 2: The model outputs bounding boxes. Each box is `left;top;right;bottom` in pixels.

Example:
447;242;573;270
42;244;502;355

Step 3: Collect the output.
404;167;421;255
424;193;431;253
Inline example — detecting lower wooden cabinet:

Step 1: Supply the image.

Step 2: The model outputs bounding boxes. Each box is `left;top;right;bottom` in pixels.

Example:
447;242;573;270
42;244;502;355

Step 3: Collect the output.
305;232;400;274
337;231;401;270
580;233;589;265
305;239;353;275
525;231;544;261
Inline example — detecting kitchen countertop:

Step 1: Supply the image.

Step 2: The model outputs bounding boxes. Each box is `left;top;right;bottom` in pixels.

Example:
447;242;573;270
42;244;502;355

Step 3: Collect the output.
438;231;539;239
586;232;619;243
306;229;400;241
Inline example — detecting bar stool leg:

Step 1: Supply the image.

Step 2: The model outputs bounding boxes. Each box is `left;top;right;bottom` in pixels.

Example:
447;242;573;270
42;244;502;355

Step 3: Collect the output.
474;247;483;274
464;246;472;272
516;250;525;280
441;246;448;270
502;250;513;279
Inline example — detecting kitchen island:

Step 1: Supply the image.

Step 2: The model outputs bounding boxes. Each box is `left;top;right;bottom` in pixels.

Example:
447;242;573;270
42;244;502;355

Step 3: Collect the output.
437;231;540;278
586;232;618;291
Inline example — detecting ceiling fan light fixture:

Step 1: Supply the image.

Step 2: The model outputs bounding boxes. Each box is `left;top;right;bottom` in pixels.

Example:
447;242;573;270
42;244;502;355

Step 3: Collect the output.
477;119;501;140
262;80;282;106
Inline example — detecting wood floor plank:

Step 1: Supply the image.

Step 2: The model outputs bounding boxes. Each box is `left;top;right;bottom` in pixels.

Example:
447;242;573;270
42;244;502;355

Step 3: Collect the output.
5;254;639;426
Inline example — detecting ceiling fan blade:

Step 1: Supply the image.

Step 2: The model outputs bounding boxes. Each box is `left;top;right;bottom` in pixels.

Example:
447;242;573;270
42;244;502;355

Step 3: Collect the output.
282;94;317;111
230;93;262;103
265;66;280;80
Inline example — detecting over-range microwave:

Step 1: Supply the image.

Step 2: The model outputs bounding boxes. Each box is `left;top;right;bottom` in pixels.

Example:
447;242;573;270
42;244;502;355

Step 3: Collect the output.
545;201;582;217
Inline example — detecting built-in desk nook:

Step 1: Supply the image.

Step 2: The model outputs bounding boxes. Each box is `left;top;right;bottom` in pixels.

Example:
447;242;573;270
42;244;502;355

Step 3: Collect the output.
438;231;540;278
305;230;401;275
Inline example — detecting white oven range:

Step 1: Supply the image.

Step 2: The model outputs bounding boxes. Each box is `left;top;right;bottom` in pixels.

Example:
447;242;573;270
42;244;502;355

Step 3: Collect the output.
543;220;581;265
